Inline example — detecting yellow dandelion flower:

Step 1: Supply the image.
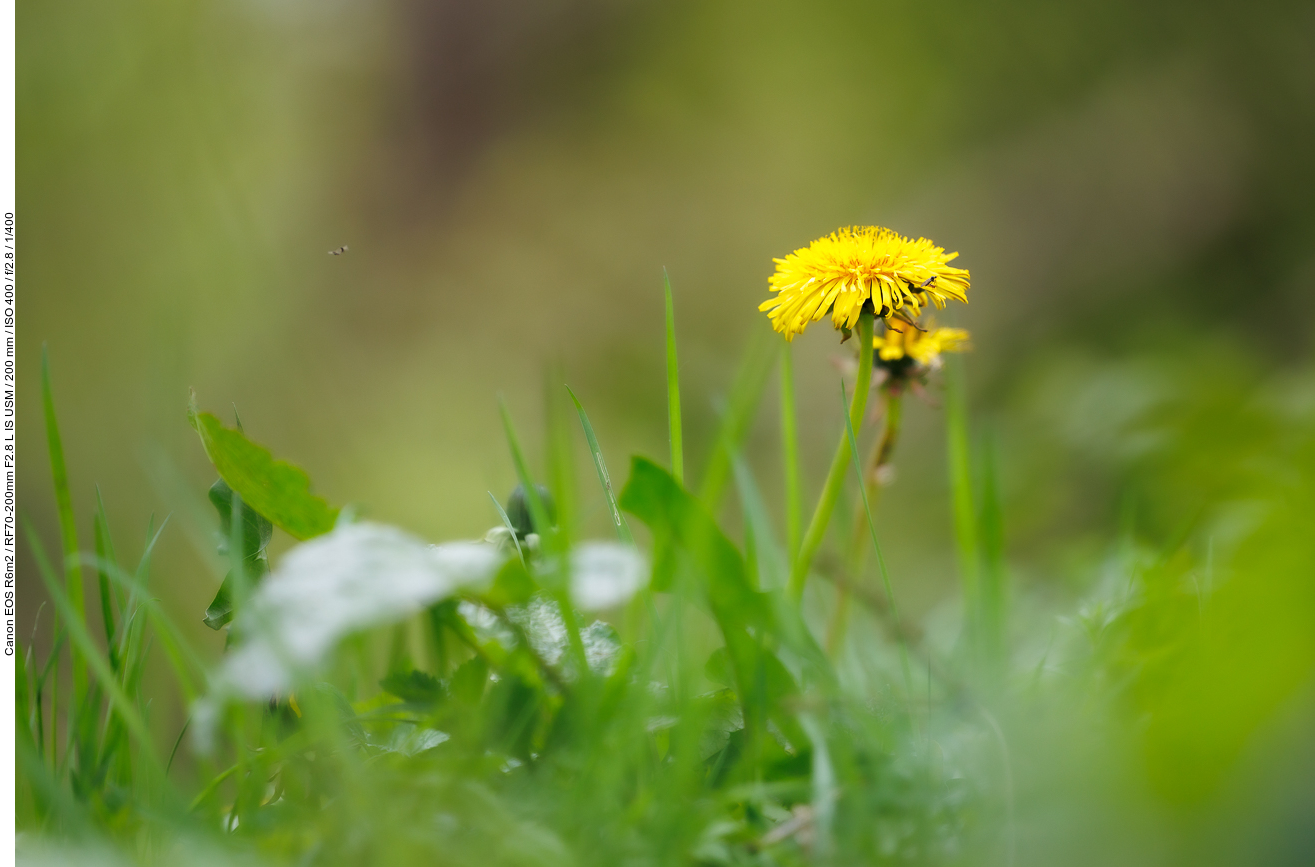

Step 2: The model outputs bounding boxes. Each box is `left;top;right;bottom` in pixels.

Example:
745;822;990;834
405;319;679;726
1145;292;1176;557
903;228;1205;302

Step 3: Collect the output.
760;226;970;340
873;325;971;369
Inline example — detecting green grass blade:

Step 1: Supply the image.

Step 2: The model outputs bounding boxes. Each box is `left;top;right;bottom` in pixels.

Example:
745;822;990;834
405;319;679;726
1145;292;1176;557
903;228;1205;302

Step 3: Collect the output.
488;491;526;566
81;554;206;701
16;634;32;757
664;270;684;485
731;452;787;591
697;327;776;509
946;355;982;653
565;385;632;544
780;341;802;560
23;519;161;776
93;489;119;672
841;379;915;702
498;397;554;552
41;346;87;699
979;425;1008;676
546;367;577;546
94;487;125;610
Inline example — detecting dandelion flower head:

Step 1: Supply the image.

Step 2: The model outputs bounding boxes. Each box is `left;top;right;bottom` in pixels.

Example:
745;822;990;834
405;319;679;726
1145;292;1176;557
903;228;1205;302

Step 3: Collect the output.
760;226;970;340
873;324;971;370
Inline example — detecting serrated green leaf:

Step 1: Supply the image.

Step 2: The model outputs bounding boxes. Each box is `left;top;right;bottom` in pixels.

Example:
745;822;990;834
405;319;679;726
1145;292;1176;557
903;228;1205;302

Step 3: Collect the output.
188;402;339;540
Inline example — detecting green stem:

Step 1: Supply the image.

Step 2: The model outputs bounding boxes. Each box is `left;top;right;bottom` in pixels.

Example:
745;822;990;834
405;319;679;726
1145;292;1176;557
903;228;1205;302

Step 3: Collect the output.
664;272;684;485
837;381;917;717
827;387;903;654
780;342;801;560
946;356;981;653
787;312;875;603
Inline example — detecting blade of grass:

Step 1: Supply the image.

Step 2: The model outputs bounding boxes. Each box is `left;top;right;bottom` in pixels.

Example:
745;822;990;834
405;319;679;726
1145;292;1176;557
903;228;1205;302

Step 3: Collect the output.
565;385;632;544
41;346;87;699
117;516;168;680
488;492;526;566
79;554;206;700
841;379;916;705
946;356;982;655
979;425;1008;678
47;639;59;768
780;341;801;560
166;717;191;775
24;519;161;776
698;327;776;509
546;366;577;546
93;489;119;673
731;452;787;591
664;270;684;485
94;487;124;610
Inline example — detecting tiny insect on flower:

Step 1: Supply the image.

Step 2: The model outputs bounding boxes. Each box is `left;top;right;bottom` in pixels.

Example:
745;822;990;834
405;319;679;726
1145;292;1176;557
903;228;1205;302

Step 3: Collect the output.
760;226;970;340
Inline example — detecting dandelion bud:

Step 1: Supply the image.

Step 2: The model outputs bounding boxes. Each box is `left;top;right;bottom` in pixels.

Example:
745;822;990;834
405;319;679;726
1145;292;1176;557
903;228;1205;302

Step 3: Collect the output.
505;483;556;539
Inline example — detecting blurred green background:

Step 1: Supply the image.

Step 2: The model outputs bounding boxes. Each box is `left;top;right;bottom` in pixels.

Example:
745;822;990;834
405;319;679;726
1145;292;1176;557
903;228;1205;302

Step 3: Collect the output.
18;0;1315;863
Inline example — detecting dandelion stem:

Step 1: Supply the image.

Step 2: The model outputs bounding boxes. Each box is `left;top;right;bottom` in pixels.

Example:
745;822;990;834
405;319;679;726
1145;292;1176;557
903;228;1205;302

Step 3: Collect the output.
787;311;875;602
780;342;802;560
827;386;903;654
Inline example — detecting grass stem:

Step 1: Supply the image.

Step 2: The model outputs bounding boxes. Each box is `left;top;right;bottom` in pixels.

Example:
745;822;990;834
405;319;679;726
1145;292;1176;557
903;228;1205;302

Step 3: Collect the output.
664;271;684;485
780;342;801;560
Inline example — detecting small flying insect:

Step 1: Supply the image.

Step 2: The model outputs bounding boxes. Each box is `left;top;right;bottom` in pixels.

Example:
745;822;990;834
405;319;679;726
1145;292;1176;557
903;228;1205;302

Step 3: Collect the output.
328;245;349;256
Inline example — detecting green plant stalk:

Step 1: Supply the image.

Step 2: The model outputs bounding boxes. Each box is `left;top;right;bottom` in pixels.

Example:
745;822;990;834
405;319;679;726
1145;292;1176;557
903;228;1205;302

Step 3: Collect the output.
664;271;684;485
566;385;633;544
978;426;1008;679
946;356;981;652
41;347;87;702
827;387;903;654
839;380;916;707
780;341;802;560
787;311;875;602
546;366;577;548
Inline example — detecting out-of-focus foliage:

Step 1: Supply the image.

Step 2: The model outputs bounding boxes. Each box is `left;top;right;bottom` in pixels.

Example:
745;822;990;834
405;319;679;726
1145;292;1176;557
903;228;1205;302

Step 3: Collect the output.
17;0;1315;863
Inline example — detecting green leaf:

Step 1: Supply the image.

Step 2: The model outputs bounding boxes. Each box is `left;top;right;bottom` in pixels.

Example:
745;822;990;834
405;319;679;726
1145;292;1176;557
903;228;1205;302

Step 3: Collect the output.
188;400;339;540
449;656;490;706
620;457;764;625
202;479;274;630
380;669;447;705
